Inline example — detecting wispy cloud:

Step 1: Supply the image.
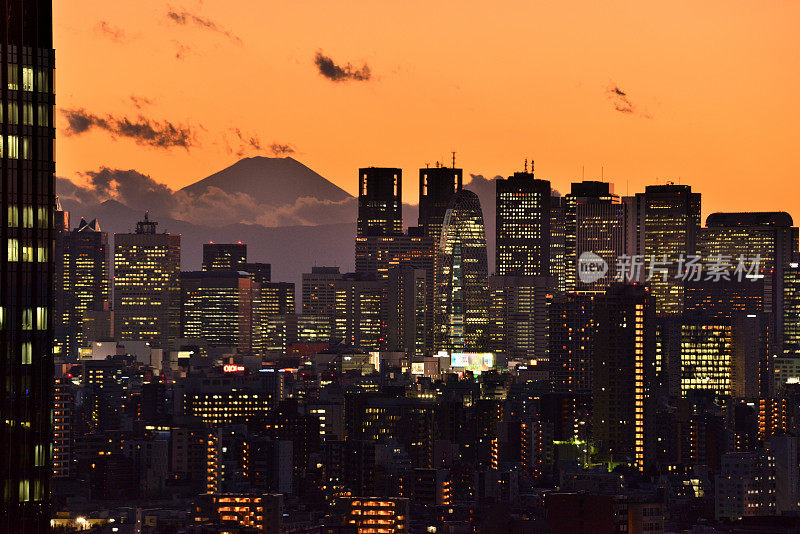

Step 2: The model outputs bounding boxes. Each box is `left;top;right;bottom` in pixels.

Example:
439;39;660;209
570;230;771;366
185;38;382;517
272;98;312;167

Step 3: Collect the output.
97;21;126;42
130;96;153;110
314;50;372;82
166;8;241;44
226;129;296;157
61;108;194;150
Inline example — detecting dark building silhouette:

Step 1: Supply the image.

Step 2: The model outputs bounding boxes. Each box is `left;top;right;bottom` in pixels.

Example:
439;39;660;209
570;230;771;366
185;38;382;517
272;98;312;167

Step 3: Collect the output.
203;242;247;272
1;1;56;530
592;284;656;471
418;165;462;241
496;170;551;276
357;167;402;237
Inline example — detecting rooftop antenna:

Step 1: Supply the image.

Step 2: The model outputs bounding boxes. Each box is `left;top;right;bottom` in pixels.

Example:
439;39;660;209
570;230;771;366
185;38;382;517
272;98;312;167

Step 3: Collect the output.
531;159;535;175
452;151;456;169
524;159;528;173
601;166;604;181
582;165;585;180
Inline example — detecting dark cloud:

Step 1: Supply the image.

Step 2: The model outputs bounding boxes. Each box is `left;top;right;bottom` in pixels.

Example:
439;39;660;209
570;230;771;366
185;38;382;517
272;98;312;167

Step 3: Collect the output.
607;84;651;118
314;51;372;82
97;21;125;42
166;9;241;43
61;108;194;149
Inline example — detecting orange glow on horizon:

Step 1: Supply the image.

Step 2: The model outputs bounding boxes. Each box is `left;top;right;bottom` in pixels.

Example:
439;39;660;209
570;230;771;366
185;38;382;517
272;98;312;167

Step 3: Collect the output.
54;0;800;218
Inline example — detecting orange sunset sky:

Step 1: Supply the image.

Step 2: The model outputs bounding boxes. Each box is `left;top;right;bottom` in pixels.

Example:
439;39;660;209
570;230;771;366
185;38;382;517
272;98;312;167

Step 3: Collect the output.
54;0;800;218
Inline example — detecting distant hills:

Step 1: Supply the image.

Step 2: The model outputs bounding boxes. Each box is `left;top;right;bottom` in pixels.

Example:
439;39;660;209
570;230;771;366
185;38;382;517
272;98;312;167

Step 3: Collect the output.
57;157;497;285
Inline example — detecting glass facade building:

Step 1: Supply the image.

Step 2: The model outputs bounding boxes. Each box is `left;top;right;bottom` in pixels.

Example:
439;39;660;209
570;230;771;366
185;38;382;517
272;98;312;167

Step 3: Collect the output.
434;190;489;352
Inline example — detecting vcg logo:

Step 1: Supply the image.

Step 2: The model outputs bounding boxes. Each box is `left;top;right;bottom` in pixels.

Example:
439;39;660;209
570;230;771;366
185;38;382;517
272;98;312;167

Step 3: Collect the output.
578;251;608;284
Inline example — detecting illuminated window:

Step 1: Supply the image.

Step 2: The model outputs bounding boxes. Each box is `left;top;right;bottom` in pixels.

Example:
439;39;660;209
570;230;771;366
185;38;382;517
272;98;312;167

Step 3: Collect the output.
36;307;47;330
8;206;18;227
22;67;34;91
22;342;33;364
7;64;18;90
7;238;18;262
22;206;34;228
37;207;49;228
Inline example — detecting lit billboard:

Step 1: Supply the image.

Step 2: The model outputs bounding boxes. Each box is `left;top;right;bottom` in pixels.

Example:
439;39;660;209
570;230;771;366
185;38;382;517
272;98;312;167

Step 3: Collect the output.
450;352;495;374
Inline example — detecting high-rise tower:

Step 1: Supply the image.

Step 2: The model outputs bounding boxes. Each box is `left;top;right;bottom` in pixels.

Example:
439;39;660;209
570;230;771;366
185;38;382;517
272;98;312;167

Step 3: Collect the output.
357;167;402;237
434;190;489;352
496;170;551;276
114;213;181;349
418;166;462;242
1;1;56;530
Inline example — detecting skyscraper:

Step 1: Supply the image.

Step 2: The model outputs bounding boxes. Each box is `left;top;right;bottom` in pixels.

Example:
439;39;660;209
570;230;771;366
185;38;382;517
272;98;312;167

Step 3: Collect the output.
592;284;656;471
418;165;462;241
203;242;247;272
563;181;618;291
114;213;181;349
699;212;798;353
575;192;627;291
489;275;552;368
357;167;402;237
496;171;551;276
181;271;258;354
302;266;342;315
636;184;702;315
549;195;567;292
332;274;385;350
54;217;110;358
1;1;56;529
434;190;489;352
387;265;428;357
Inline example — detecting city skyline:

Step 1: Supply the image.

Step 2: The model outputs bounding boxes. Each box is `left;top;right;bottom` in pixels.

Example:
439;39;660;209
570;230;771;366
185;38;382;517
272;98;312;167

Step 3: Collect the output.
53;1;800;220
10;1;800;532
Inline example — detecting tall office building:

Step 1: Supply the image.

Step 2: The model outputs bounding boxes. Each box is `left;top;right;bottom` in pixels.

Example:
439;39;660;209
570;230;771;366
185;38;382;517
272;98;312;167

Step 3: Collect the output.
1;1;56;529
332;274;385;351
302;267;343;316
575;195;627;291
114;213;181;349
181;271;258;354
489;275;552;367
550;195;567;292
355;231;435;351
549;293;597;393
418;165;462;241
434;190;489;352
699;212;798;352
357;167;402;237
592;284;656;471
496;171;551;276
784;264;800;355
387;265;428;356
563;181;619;291
202;242;247;272
635;184;701;315
53;217;110;358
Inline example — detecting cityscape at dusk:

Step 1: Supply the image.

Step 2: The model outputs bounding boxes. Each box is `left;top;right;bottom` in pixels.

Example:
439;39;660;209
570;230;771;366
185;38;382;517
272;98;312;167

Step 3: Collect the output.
4;1;800;533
